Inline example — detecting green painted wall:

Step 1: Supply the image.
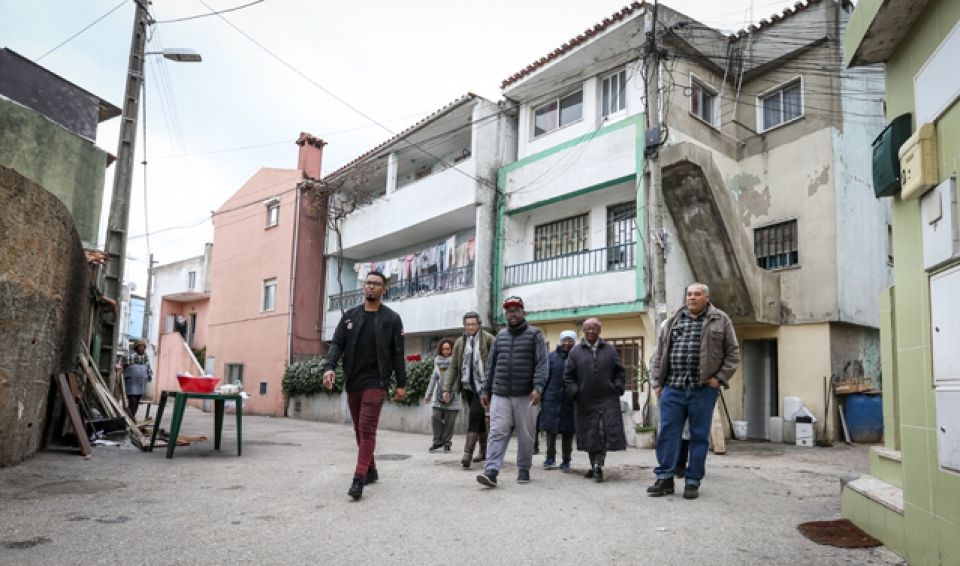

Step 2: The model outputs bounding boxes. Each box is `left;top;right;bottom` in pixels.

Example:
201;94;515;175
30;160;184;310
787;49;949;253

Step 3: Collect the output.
862;1;960;563
0;98;108;248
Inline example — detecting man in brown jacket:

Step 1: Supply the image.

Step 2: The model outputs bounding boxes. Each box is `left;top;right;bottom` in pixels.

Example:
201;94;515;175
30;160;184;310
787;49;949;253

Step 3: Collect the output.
442;311;495;467
647;283;740;500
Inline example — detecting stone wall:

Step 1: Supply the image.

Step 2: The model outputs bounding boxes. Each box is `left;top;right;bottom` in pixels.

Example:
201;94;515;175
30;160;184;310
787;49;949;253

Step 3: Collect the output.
0;165;90;466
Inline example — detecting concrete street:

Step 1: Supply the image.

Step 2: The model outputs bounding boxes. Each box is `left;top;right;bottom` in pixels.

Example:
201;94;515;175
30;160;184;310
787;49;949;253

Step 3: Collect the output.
0;407;904;565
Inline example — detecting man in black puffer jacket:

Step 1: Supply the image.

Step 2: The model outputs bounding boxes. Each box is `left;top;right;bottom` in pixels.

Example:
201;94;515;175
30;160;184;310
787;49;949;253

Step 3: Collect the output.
477;296;548;487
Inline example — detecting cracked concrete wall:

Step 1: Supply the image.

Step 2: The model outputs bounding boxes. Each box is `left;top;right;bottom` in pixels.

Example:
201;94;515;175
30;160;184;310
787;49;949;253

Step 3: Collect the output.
0;165;90;466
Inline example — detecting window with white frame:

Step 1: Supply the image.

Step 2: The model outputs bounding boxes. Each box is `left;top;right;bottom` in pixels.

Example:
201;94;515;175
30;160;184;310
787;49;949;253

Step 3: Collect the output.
187;271;196;290
225;363;244;384
265;199;280;228
759;78;802;131
262;278;277;311
601;69;627;117
690;77;718;126
534;213;589;260
754;220;799;270
533;90;583;137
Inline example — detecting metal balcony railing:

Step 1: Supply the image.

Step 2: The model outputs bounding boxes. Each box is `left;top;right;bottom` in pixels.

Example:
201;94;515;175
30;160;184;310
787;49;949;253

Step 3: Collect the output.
328;264;475;311
504;242;636;287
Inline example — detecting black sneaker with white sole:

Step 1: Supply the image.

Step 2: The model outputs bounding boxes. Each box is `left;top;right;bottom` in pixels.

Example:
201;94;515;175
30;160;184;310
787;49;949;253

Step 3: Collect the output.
476;471;498;487
517;469;530;483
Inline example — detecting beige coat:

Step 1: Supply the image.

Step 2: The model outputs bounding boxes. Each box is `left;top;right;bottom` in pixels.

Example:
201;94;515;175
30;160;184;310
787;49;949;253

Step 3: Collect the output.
650;303;740;389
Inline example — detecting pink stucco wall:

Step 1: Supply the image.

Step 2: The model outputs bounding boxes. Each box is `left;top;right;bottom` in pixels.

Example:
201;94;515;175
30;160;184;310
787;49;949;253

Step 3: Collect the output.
158;297;210;349
154;332;205;408
206;168;303;416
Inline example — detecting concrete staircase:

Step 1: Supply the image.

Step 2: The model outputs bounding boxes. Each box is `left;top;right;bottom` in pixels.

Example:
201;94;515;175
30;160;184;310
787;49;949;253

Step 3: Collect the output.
841;447;906;557
659;142;780;324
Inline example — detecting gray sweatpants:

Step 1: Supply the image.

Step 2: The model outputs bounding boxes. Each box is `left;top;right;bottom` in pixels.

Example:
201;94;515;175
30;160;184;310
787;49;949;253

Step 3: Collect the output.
485;394;540;474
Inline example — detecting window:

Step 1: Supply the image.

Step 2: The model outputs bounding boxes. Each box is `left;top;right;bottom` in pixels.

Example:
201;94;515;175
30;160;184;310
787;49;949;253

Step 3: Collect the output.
259;381;268;396
608;337;644;391
533;90;583;137
690;77;718;126
225;363;244;384
601;69;627;117
534;214;589;260
606;202;636;270
262;278;277;311
759;79;802;131
187;271;196;290
755;220;799;270
265;199;279;228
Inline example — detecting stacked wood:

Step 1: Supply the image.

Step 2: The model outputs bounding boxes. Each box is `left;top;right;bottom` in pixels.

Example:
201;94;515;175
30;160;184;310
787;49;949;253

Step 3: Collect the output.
75;344;148;449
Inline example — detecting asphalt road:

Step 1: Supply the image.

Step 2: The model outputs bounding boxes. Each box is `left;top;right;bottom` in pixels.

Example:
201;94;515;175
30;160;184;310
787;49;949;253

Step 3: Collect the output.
0;407;904;565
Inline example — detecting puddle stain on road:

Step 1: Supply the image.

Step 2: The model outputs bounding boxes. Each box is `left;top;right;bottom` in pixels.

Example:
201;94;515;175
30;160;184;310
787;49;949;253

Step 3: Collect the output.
2;536;51;549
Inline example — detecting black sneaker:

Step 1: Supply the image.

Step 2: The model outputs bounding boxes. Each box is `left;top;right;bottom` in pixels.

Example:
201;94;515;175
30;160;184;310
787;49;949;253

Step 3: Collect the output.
646;478;675;497
517;469;530;483
683;484;699;499
593;467;604;483
364;468;378;485
348;476;364;500
428;443;443;453
584;468;595;479
476;471;498;488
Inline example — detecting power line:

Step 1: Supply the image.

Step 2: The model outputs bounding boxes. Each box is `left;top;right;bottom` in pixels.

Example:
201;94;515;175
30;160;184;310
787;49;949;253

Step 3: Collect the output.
34;0;129;62
155;0;264;24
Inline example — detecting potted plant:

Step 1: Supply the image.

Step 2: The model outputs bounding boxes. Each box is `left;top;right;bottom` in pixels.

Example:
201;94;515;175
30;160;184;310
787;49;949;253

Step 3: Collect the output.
635;424;656;448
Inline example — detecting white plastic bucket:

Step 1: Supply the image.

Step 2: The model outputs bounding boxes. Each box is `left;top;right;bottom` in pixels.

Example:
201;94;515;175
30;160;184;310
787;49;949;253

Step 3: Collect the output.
784;396;804;421
732;420;748;440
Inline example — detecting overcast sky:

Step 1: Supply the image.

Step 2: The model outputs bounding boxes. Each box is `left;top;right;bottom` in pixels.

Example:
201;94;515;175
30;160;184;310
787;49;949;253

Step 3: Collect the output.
0;0;809;292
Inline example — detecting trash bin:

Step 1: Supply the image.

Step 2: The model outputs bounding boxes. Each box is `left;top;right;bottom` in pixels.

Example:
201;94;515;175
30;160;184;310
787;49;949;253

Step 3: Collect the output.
845;393;883;443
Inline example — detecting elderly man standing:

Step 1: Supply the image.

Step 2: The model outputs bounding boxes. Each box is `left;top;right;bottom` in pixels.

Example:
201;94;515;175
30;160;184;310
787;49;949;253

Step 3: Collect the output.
563;318;627;482
442;311;495;468
476;296;548;487
647;283;740;499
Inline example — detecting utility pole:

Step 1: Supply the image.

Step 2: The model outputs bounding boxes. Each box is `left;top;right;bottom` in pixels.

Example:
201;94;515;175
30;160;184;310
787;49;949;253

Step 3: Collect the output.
141;252;156;343
102;0;150;382
645;1;669;334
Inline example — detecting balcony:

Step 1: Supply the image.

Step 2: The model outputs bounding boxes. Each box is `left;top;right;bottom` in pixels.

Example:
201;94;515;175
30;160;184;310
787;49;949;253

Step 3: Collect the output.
329;265;475;311
504;242;636;287
337;158;478;259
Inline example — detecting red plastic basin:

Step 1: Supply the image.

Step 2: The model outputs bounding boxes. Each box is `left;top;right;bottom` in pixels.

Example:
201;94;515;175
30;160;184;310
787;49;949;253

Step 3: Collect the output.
176;373;220;393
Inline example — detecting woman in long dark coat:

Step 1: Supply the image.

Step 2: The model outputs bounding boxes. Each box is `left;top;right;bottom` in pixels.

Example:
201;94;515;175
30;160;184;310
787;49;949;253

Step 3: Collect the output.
563;318;626;482
539;330;577;470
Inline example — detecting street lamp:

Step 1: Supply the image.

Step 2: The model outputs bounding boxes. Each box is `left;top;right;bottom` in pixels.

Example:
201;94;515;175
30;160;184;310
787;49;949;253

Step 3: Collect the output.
145;48;203;63
102;0;202;381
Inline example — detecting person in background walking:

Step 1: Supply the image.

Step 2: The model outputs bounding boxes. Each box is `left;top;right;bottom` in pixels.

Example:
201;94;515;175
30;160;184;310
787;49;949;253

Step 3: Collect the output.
442;312;495;468
424;339;459;453
476;296;548;487
323;271;407;501
122;339;152;420
540;330;577;471
563;318;626;482
647;282;740;500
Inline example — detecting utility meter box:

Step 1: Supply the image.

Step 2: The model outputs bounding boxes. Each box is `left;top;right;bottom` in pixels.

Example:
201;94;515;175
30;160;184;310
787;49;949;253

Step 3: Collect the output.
921;177;959;270
899;122;939;200
871;113;912;198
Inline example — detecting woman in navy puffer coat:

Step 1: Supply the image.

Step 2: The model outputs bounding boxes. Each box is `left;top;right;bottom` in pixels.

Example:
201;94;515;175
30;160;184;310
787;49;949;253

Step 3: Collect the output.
539;331;577;470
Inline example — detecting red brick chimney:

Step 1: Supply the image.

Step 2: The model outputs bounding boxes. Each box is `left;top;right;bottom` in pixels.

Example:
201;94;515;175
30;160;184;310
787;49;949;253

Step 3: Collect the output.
296;132;325;179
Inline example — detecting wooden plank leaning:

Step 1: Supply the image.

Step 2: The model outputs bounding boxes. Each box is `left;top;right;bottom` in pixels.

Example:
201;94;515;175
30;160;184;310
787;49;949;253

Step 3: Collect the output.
56;373;91;458
76;345;148;448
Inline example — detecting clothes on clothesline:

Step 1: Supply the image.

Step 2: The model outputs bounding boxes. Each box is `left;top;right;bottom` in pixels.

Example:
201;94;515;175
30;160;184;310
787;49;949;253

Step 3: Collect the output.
353;236;476;287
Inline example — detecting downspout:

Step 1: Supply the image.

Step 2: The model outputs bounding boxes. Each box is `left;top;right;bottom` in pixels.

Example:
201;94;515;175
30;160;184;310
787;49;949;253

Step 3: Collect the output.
288;186;302;367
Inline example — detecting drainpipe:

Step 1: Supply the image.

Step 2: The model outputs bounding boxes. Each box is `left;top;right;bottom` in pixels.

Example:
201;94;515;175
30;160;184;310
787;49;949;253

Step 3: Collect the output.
287;186;302;368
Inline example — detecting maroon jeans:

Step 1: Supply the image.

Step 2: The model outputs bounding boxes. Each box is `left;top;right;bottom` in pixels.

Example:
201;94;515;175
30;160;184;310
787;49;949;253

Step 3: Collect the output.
346;388;387;478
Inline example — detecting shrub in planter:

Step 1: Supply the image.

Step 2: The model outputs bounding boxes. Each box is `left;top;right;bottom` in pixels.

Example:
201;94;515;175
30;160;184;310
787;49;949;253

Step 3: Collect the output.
282;358;343;397
389;355;434;407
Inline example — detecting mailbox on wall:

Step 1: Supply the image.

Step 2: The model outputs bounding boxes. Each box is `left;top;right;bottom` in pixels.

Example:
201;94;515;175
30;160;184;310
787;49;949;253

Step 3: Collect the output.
871;113;912;198
899;123;939;200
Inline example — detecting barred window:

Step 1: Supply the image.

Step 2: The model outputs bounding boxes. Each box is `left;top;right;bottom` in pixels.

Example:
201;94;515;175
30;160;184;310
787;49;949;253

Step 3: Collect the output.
608;337;644;391
534;214;589;260
755;220;799;270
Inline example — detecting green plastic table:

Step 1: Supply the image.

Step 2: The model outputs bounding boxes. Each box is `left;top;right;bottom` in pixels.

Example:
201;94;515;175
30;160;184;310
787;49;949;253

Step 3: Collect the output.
148;390;243;458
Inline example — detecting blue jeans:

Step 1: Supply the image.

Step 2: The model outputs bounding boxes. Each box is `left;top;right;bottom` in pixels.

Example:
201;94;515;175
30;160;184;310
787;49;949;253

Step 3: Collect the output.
654;385;718;486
